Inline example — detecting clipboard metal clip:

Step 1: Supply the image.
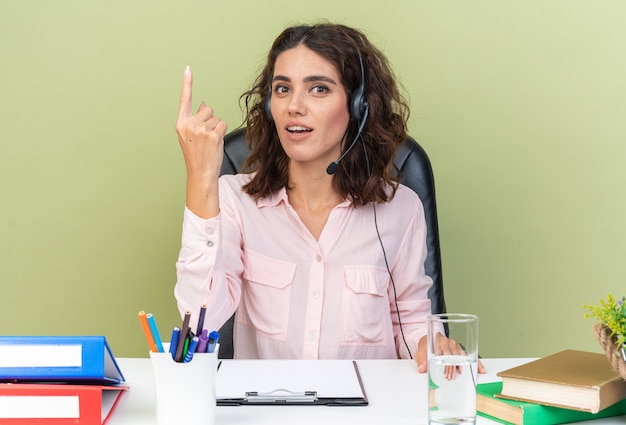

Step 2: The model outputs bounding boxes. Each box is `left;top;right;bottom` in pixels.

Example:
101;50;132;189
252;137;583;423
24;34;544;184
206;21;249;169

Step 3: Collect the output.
245;389;318;403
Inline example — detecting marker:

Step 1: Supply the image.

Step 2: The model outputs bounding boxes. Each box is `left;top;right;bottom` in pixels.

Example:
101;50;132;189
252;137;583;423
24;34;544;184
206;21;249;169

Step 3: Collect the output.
175;311;191;362
169;327;181;360
146;313;164;352
208;330;220;354
197;329;209;353
196;304;207;337
182;335;190;360
184;336;200;363
138;311;157;352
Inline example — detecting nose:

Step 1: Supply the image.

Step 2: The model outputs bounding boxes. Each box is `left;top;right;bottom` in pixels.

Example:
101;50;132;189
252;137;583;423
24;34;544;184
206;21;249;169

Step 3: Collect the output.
286;90;307;116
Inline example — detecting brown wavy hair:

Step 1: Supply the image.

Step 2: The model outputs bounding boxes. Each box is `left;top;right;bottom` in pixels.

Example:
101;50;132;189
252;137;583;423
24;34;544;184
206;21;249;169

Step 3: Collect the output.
240;23;410;206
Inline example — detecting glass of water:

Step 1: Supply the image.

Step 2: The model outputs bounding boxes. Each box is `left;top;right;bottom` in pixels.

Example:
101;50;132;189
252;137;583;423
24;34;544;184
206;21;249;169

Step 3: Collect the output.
427;313;479;425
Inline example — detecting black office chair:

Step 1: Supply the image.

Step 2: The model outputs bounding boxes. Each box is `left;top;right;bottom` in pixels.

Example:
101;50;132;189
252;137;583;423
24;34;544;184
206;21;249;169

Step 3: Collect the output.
217;127;446;359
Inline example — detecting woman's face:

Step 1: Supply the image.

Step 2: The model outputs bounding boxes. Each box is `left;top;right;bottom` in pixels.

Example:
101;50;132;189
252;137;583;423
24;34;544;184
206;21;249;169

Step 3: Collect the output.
269;45;350;171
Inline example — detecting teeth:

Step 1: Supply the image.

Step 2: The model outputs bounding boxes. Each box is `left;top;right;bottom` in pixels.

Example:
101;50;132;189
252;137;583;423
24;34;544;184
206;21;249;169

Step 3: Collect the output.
287;126;312;132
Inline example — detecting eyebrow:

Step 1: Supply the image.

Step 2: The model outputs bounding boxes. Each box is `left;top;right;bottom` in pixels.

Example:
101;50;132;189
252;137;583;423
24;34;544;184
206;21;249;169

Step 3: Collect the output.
272;75;339;85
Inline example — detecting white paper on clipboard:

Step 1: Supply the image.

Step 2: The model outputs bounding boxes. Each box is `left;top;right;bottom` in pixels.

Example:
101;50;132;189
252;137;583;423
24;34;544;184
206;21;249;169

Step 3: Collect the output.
216;359;367;405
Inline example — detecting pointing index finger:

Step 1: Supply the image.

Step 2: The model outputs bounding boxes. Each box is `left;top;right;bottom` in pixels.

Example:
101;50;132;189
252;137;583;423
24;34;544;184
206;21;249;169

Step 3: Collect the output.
178;65;193;121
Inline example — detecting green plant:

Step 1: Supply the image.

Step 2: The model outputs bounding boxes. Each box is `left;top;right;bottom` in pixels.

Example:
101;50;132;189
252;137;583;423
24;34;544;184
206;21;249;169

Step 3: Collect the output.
584;294;626;348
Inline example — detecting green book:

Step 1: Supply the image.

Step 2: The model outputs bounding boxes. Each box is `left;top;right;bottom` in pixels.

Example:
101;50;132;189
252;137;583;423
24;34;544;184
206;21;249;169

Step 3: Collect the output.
477;382;626;425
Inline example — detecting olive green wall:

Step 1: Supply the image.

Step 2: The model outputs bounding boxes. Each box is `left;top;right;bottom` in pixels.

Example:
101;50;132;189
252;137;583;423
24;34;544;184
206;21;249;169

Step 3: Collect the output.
1;0;624;358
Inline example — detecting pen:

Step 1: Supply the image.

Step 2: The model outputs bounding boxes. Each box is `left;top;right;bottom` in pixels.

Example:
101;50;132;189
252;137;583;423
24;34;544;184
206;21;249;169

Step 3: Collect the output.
146;313;164;352
169;326;181;360
175;311;191;362
138;311;158;352
182;335;190;360
184;336;200;363
197;329;209;353
208;330;219;354
196;304;207;337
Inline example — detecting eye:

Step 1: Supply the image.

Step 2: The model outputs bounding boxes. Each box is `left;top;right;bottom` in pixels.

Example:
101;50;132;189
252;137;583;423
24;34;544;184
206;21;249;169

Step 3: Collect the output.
274;84;289;95
311;85;329;95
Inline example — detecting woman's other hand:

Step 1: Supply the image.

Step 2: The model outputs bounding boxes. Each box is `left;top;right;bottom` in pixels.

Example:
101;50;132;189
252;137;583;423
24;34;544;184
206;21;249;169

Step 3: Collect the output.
415;335;486;375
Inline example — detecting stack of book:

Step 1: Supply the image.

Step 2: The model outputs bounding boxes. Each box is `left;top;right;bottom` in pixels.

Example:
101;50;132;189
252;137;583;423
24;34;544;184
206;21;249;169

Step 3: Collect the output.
0;336;127;425
478;349;626;425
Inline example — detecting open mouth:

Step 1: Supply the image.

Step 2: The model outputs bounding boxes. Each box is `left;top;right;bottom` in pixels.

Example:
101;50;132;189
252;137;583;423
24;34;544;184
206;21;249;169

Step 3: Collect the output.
287;126;313;134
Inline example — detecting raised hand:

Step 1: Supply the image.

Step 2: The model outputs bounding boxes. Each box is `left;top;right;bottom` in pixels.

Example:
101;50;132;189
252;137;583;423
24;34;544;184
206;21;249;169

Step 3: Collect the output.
175;66;228;218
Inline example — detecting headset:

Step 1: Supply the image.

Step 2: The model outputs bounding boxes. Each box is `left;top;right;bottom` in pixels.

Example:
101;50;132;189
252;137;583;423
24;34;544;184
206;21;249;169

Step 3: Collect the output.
350;50;368;123
326;51;369;175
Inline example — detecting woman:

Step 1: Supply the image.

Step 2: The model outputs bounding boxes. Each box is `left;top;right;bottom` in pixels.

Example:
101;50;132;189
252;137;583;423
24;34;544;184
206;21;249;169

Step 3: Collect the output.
174;23;471;372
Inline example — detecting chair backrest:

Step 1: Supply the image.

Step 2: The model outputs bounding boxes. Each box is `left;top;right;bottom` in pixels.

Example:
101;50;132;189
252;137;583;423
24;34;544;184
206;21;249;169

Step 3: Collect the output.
217;127;446;358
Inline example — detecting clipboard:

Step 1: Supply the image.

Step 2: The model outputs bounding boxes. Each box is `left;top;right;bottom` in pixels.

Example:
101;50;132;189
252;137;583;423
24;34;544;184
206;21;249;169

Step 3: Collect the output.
216;360;368;406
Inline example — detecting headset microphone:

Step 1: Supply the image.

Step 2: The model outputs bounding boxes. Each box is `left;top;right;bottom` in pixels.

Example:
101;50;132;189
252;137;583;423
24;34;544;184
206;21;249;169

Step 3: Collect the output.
325;161;340;176
326;105;369;175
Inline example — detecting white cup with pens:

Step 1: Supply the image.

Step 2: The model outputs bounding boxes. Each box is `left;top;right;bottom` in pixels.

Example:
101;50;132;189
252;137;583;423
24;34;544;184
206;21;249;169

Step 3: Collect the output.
140;308;220;425
150;341;220;425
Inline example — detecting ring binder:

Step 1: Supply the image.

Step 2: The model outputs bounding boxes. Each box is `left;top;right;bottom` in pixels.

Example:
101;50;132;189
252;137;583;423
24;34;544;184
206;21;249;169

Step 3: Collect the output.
245;389;318;403
0;336;124;384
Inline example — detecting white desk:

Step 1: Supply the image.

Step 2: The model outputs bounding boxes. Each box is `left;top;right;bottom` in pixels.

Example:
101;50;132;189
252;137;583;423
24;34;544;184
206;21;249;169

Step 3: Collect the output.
109;358;626;425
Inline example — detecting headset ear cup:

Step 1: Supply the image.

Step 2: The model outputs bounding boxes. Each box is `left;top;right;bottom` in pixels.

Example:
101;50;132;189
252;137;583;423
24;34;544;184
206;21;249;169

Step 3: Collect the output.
351;87;364;122
265;95;273;122
351;50;367;122
350;86;363;121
